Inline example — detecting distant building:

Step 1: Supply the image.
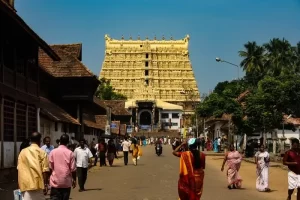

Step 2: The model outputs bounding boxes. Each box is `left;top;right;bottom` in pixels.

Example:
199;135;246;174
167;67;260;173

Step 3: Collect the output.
99;35;200;129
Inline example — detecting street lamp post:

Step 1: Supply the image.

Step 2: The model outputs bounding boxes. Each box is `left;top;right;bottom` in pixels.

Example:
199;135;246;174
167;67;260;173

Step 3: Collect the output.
216;57;240;80
216;57;240;148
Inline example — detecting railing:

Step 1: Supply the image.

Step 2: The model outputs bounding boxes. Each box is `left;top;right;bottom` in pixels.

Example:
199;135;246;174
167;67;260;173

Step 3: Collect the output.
16;73;26;91
3;67;14;87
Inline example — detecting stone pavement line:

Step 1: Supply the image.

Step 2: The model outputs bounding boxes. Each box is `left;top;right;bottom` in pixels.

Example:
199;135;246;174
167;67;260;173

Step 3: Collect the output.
68;146;287;200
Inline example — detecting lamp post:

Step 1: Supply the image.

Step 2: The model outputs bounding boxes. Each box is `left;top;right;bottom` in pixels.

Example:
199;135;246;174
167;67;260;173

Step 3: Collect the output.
216;57;240;80
216;57;240;148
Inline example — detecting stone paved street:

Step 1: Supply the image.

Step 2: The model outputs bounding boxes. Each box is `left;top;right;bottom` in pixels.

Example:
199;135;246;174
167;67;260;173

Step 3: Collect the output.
68;146;289;200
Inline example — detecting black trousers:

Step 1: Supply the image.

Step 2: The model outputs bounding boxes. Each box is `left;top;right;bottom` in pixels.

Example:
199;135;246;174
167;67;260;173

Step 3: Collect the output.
50;187;71;200
99;151;106;166
123;151;128;165
77;167;88;190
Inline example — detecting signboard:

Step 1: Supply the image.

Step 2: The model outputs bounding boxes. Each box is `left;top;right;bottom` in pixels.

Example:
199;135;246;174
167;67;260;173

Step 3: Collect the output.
140;125;150;130
110;123;117;128
127;125;133;133
105;125;111;135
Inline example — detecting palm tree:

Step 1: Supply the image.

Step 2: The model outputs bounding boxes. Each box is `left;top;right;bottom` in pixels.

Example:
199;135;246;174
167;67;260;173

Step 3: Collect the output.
292;42;300;74
239;41;266;73
263;38;294;76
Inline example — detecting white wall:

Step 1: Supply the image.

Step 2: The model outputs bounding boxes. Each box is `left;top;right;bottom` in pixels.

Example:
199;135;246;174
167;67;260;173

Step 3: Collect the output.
161;110;182;130
276;129;300;144
40;117;75;145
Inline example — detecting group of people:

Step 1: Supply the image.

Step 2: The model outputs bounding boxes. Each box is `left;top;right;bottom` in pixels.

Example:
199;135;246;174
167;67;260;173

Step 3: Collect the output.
18;132;94;200
173;136;300;200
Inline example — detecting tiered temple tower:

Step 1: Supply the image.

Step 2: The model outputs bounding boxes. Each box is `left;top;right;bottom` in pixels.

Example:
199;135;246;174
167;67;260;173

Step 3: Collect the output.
99;35;200;130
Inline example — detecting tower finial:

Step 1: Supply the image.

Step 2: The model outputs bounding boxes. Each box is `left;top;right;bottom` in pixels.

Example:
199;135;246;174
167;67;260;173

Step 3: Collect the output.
162;35;165;40
146;36;149;40
121;35;124;40
138;35;140;40
129;35;132;40
154;35;157;40
170;35;173;40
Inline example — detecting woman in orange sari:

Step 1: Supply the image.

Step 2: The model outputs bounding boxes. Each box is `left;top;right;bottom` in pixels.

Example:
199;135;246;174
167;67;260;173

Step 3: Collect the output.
173;138;206;200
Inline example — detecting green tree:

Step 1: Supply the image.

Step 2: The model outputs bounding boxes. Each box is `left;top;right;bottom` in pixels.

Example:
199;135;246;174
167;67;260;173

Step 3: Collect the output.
95;78;127;100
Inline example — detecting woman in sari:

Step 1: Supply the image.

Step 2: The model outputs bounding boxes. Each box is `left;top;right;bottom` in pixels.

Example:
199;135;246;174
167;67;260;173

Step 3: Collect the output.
107;139;118;166
131;139;142;166
173;138;206;200
255;144;271;192
206;138;212;151
221;144;242;189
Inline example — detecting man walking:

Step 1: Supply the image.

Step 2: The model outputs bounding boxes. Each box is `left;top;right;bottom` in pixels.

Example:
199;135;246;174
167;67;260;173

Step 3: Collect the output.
41;136;54;156
49;134;76;200
74;139;93;192
283;138;300;200
18;132;49;200
121;137;131;165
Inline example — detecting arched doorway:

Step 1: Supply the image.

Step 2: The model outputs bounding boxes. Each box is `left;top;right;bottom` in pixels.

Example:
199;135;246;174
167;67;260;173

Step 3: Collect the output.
139;110;152;125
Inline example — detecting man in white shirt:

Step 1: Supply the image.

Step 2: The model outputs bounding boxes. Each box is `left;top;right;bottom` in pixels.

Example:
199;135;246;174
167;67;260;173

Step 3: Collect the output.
74;139;93;192
121;137;131;166
41;136;54;156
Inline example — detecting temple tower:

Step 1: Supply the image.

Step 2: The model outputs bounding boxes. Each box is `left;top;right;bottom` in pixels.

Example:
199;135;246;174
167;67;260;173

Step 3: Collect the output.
99;35;200;131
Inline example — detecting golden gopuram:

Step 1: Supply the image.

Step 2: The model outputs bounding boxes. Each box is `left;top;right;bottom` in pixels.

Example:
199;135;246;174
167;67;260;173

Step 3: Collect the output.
99;34;200;131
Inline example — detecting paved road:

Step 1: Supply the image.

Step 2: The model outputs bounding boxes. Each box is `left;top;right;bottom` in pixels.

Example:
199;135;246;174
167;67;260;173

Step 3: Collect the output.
70;146;273;200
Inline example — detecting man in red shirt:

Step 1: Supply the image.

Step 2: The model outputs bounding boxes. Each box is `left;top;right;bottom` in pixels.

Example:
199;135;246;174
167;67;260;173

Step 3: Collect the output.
283;138;300;200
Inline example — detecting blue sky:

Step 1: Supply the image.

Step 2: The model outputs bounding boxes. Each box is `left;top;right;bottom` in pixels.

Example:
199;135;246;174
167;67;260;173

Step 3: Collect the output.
16;0;300;94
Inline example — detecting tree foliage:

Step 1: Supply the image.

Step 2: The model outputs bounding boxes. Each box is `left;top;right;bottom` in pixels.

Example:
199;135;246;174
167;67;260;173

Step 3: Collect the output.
198;38;300;135
95;78;127;100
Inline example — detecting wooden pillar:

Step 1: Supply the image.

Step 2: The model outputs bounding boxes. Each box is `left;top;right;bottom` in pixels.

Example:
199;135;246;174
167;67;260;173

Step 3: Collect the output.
37;107;40;132
135;107;138;126
0;98;4;168
25;104;28;138
13;101;17;166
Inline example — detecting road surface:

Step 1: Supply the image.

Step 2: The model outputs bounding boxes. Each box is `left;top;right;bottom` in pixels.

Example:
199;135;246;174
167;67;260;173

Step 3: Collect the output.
69;145;287;200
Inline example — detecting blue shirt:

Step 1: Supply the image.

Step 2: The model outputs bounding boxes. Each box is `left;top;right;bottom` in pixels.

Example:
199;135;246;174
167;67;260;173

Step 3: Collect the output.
41;145;54;156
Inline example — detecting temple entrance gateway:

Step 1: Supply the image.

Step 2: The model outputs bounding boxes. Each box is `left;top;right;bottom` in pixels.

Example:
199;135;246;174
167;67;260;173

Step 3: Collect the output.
139;110;152;125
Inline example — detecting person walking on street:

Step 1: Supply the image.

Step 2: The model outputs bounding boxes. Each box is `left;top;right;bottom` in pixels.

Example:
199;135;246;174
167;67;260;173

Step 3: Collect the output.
107;139;118;166
41;136;54;156
74;139;93;192
283;138;300;200
49;134;76;200
173;138;206;200
217;137;221;153
18;132;50;200
122;137;131;165
94;138;107;166
221;144;243;190
131;139;141;166
255;144;271;192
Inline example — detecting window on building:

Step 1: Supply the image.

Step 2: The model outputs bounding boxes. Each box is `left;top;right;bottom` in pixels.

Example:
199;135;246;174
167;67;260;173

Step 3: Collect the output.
16;101;26;141
15;47;25;75
172;123;178;126
27;59;37;82
3;41;14;70
145;61;149;67
161;113;169;118
4;98;14;141
55;122;58;132
145;79;149;86
172;113;179;118
28;105;37;135
146;53;149;59
145;70;149;76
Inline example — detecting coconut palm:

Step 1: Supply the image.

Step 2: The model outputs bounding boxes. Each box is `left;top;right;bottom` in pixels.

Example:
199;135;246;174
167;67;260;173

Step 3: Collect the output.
239;41;266;73
263;38;294;76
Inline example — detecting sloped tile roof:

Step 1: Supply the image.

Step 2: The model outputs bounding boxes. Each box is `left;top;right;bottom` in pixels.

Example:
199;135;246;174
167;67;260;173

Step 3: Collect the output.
50;43;82;60
95;99;131;116
40;97;80;125
38;45;95;78
284;115;300;126
83;113;107;130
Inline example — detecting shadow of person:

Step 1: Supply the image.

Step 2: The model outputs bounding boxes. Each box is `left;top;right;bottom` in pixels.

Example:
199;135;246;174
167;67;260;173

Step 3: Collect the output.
84;188;102;191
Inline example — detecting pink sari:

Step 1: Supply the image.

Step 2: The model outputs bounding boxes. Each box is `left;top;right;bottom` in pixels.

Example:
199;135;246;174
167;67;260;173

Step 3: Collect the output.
226;151;242;188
